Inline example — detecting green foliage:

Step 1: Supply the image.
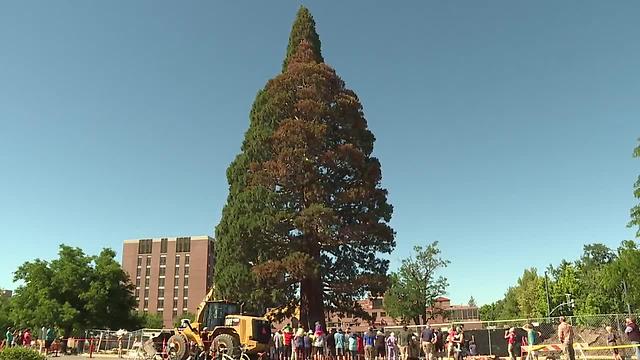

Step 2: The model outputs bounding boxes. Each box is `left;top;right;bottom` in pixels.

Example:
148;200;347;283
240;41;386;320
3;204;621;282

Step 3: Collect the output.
629;139;640;238
173;312;196;328
142;313;164;329
215;6;394;329
282;6;323;71
468;296;477;307
11;245;141;335
0;294;12;334
383;242;448;324
0;347;46;360
483;241;640;320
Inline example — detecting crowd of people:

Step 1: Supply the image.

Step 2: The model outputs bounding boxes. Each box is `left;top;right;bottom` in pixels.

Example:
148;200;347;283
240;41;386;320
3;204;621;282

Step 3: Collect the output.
270;323;474;360
1;326;59;354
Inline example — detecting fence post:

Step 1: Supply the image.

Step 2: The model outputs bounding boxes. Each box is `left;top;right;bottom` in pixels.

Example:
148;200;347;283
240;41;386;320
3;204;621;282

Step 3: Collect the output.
89;338;94;359
487;327;493;356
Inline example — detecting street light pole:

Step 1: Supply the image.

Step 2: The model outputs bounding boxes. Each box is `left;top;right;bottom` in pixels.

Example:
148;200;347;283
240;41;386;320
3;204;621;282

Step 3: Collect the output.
544;271;551;318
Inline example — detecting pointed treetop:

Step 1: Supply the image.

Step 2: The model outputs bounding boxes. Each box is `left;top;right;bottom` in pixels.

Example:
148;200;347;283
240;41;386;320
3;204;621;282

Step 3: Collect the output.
282;6;323;72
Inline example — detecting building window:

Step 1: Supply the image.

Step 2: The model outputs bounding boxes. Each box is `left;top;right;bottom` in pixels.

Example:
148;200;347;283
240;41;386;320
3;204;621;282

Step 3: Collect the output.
161;238;168;253
144;299;149;308
380;312;386;317
184;255;190;265
371;312;378;319
137;257;142;266
159;278;165;287
136;278;140;287
174;277;179;287
173;299;178;308
145;278;150;288
184;277;189;287
144;289;149;298
160;256;166;266
176;237;191;252
146;257;151;266
175;255;180;265
135;289;140;298
159;267;166;276
158;288;164;298
175;266;180;276
157;299;164;309
184;267;189;276
157;310;163;318
173;309;178;317
183;288;188;297
173;288;179;298
372;299;383;309
138;239;153;254
183;299;188;308
136;268;141;277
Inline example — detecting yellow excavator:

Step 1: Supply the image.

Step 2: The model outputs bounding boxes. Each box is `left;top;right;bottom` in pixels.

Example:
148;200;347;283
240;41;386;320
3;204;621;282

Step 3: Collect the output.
156;288;272;360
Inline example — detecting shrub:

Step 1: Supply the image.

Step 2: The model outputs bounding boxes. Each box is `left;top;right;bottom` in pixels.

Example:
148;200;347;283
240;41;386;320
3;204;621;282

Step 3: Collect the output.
0;347;46;360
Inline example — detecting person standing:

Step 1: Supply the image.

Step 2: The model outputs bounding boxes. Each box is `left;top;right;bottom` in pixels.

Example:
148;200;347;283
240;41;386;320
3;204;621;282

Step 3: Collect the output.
624;317;640;360
504;328;516;360
314;329;326;360
364;328;375;360
606;326;622;360
5;328;13;348
275;330;285;360
557;317;575;360
374;331;386;360
23;328;32;348
421;325;434;360
348;334;358;360
386;332;398;360
398;326;410;360
335;329;346;360
284;326;294;360
326;329;336;360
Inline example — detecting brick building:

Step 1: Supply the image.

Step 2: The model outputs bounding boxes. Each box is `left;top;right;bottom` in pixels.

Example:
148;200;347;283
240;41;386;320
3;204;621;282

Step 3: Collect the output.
122;236;215;328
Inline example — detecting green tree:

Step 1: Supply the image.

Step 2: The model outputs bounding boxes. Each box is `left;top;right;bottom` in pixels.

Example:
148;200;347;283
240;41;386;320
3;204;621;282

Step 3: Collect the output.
514;268;546;318
629;139;640;237
215;6;394;330
0;292;12;335
468;296;477;307
11;245;140;335
142;313;164;329
174;313;196;328
383;243;448;325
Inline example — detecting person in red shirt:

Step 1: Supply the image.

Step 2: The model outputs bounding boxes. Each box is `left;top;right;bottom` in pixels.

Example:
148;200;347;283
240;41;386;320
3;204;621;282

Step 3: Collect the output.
356;334;364;360
22;329;32;348
283;326;294;360
504;328;516;360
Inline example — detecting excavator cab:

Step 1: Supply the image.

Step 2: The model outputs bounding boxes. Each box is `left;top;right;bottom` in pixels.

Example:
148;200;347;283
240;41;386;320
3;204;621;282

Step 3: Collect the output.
201;301;241;329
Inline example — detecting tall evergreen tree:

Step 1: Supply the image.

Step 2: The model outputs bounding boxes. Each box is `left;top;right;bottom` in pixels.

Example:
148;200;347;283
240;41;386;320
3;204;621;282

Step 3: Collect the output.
214;7;394;329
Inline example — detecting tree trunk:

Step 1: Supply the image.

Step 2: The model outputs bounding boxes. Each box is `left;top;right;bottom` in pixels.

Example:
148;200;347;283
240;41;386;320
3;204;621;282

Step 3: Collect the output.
300;274;326;332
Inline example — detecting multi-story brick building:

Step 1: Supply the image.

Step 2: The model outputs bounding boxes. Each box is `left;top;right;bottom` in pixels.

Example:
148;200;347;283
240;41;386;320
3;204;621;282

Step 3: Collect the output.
122;236;215;328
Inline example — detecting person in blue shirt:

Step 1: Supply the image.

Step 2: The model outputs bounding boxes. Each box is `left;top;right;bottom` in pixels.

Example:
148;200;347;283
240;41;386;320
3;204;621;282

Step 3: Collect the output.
335;329;346;360
363;328;375;360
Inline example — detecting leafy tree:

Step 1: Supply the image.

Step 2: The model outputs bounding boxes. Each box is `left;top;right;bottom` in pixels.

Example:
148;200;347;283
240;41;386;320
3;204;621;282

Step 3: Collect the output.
0;293;12;335
215;6;394;330
11;245;140;335
629;139;640;237
383;242;449;325
513;268;546;318
142;313;164;329
468;296;477;308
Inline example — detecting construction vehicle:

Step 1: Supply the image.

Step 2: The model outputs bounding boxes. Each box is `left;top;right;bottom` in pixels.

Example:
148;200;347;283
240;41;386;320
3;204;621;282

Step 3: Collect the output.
154;288;272;360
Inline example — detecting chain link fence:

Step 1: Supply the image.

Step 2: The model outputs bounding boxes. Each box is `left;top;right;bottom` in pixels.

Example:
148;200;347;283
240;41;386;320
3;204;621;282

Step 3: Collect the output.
385;314;639;359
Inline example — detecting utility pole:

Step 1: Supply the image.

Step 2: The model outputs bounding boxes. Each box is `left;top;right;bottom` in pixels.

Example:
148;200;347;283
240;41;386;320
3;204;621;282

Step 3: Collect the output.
544;270;551;318
622;280;632;315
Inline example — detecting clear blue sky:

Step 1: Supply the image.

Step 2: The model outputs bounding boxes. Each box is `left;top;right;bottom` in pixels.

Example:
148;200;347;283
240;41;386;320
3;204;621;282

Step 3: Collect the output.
1;1;638;306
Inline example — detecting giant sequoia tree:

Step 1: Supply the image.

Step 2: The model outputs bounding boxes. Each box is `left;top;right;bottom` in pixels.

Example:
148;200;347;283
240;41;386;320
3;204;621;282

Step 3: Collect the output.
214;7;394;329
